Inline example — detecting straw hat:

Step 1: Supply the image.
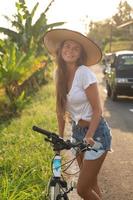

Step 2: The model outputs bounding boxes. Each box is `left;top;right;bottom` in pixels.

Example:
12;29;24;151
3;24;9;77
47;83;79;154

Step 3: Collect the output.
44;29;102;66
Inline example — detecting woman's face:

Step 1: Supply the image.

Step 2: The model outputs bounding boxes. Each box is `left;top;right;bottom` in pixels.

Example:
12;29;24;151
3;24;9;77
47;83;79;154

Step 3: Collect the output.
61;40;82;64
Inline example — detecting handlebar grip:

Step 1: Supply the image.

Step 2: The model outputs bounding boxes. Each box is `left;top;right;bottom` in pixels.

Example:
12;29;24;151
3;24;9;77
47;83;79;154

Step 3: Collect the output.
32;126;52;137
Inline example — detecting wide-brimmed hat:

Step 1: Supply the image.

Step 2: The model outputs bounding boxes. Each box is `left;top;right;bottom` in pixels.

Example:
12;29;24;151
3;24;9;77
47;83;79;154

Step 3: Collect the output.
43;29;102;66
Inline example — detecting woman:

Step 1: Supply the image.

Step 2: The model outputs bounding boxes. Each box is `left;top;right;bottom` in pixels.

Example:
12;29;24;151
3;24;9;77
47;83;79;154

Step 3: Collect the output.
44;29;112;200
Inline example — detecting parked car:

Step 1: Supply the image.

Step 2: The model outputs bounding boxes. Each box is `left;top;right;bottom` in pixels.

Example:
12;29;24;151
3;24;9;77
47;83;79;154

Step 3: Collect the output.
104;50;133;100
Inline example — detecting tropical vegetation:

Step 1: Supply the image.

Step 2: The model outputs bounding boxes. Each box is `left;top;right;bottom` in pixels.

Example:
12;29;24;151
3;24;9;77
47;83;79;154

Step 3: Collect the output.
0;0;64;114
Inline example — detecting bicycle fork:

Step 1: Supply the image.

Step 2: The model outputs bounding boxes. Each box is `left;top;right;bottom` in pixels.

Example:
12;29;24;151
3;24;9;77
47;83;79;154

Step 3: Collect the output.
56;187;73;200
49;177;73;200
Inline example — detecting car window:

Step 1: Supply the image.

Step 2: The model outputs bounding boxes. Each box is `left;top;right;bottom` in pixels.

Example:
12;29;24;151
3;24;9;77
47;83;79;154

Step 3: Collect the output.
118;55;133;66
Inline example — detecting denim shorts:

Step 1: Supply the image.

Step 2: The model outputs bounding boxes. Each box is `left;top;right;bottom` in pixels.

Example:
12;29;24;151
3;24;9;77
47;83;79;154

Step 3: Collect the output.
71;117;112;160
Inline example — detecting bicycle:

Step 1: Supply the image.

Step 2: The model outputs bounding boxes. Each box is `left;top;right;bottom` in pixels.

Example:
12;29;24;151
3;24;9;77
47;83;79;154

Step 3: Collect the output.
32;125;96;200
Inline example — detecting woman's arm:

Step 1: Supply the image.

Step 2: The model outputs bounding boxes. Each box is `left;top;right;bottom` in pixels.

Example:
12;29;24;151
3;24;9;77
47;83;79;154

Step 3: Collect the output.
85;83;102;144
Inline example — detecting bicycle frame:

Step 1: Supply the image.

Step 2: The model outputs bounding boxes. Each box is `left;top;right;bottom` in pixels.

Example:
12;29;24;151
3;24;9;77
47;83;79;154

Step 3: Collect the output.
32;125;95;200
48;152;74;200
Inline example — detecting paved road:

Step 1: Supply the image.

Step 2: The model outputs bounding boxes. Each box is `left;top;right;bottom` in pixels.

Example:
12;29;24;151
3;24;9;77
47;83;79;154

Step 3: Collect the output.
97;65;133;200
64;65;133;200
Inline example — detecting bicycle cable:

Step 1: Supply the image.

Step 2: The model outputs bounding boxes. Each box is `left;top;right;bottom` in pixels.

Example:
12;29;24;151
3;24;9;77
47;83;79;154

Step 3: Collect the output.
61;148;86;175
51;145;90;176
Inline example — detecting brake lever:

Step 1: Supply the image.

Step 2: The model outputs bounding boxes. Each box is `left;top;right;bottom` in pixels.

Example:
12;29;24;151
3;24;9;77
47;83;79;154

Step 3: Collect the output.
78;143;98;153
86;147;98;152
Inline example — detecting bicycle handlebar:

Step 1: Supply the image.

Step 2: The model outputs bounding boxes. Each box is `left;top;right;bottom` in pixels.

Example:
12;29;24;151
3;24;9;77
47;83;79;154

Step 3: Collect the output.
33;125;58;138
33;125;73;151
32;125;92;152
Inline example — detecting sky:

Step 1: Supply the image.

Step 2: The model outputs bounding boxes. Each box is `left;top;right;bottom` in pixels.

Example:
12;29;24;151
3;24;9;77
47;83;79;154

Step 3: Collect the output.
0;0;133;35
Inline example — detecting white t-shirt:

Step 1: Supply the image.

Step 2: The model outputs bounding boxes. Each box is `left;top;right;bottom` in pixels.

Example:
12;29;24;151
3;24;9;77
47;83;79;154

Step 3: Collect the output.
66;65;97;124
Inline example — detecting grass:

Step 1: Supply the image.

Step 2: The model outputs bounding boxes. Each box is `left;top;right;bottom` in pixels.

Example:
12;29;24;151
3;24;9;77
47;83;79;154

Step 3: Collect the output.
0;81;58;200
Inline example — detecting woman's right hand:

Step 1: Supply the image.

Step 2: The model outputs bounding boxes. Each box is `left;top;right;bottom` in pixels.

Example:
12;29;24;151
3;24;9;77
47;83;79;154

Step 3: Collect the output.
84;136;95;146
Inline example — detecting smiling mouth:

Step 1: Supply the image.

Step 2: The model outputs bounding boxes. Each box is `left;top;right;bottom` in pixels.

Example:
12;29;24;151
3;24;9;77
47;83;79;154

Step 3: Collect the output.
66;54;74;58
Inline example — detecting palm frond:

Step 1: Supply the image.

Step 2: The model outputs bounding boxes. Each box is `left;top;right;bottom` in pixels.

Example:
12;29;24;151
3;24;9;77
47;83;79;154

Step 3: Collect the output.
30;2;39;18
0;27;19;40
44;0;55;14
35;22;65;41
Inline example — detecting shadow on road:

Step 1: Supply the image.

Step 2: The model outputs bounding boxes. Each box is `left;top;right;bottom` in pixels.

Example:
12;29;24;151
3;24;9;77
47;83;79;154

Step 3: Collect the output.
98;73;133;134
103;96;133;133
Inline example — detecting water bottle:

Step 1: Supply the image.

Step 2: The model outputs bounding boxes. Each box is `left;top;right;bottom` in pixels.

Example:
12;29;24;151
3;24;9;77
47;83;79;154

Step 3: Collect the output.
53;155;61;177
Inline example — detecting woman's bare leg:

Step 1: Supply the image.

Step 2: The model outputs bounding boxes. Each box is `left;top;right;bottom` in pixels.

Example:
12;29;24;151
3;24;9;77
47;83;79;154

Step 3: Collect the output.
76;153;103;198
76;152;107;200
92;177;102;199
76;152;84;169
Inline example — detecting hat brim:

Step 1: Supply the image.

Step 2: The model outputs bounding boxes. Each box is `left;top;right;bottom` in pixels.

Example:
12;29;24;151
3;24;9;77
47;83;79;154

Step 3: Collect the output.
44;29;102;66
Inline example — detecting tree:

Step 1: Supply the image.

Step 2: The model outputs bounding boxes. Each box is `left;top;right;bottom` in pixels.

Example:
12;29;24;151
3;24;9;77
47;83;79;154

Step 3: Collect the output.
87;1;133;52
88;19;113;49
113;1;133;25
0;0;64;55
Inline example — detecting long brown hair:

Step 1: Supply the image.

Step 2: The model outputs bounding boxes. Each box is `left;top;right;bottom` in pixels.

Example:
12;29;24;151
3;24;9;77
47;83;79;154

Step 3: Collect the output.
55;40;87;114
